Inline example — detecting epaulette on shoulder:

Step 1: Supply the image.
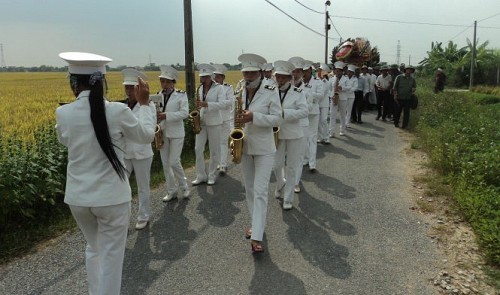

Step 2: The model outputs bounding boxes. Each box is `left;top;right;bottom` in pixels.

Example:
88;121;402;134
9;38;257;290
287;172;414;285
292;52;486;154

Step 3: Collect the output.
293;87;302;93
117;99;128;104
264;85;276;90
223;82;230;86
175;89;185;93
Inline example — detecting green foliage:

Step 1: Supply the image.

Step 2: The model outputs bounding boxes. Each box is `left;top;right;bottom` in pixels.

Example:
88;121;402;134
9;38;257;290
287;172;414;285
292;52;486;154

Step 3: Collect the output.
415;79;500;266
0;126;68;229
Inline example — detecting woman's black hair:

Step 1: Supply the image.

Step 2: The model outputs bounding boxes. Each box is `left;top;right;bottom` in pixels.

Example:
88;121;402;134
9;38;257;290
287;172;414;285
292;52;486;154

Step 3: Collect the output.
72;74;127;181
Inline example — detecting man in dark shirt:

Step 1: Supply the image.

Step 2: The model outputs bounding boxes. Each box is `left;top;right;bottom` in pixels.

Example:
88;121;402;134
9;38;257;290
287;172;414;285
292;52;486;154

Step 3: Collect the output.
393;65;417;129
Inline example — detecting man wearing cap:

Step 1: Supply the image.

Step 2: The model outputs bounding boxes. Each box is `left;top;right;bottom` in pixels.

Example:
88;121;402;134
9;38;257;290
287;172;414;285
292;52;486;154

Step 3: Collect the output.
329;61;345;137
56;52;155;295
434;68;446;93
157;65;191;202
375;66;393;121
212;64;235;175
272;60;308;210
393;65;417;129
302;60;323;171
236;53;282;253
192;63;229;186
288;56;307;193
318;63;332;144
366;66;377;109
351;67;367;123
121;69;155;230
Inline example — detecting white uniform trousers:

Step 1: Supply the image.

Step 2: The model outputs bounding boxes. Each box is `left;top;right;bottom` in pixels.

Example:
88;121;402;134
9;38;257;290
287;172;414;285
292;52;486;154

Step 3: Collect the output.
274;137;303;203
338;100;348;133
195;125;221;181
219;120;231;168
124;157;152;222
329;101;338;136
346;97;355;126
160;137;188;193
305;114;320;169
295;126;309;186
318;106;330;141
242;153;274;241
69;202;130;295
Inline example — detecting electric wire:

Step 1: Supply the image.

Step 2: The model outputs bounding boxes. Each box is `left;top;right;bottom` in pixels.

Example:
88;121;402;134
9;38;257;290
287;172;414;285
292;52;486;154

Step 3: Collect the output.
478;11;500;22
294;0;324;14
264;0;338;41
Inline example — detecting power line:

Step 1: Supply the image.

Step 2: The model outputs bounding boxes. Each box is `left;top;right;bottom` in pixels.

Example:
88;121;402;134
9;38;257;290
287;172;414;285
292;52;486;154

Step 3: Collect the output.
294;0;324;14
478;11;500;22
264;0;338;41
328;15;342;40
330;14;500;29
449;24;473;41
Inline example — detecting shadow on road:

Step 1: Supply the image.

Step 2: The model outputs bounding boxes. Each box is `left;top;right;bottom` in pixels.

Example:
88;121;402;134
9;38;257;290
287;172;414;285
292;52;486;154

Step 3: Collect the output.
196;174;244;228
302;169;357;200
122;201;196;294
249;236;307;295
283;209;351;279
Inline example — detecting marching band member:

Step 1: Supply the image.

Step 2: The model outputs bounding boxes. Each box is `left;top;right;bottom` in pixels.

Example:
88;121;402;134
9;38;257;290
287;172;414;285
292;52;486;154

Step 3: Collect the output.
318;63;332;144
213;64;235;175
236;53;282;253
121;69;155;229
345;64;358;128
157;65;191;201
56;52;155;295
263;63;277;87
192;64;228;186
288;56;307;193
302;60;323;172
340;64;358;135
329;61;346;137
272;60;308;210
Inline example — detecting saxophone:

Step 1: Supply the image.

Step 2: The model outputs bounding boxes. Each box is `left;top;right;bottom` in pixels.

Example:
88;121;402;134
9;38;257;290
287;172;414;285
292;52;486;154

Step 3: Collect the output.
273;127;280;148
333;74;341;106
150;93;164;149
189;85;202;134
228;88;245;164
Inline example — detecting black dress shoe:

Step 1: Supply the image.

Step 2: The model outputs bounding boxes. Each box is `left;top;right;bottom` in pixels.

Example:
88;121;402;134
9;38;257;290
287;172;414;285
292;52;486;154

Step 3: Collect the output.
376;115;380;120
394;123;400;127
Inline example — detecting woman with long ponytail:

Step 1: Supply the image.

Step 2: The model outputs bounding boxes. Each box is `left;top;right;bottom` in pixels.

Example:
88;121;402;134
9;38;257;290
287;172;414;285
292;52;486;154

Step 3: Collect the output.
56;52;155;295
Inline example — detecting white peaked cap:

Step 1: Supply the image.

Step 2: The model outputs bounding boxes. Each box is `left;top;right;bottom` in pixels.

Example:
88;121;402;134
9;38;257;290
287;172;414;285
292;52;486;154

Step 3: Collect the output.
273;60;294;76
159;65;178;80
319;63;331;72
334;61;345;70
347;64;357;72
302;60;314;71
59;52;111;74
213;64;228;75
238;53;267;72
122;68;147;86
264;63;274;71
288;56;305;70
197;63;216;77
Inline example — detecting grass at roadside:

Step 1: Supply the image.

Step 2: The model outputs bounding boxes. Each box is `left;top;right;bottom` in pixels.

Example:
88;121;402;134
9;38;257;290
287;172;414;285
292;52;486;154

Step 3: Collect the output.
411;78;500;267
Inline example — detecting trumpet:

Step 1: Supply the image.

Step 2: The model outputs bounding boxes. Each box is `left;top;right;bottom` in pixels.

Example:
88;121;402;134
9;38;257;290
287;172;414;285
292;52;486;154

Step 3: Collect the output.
189;85;202;134
228;88;245;164
149;93;164;149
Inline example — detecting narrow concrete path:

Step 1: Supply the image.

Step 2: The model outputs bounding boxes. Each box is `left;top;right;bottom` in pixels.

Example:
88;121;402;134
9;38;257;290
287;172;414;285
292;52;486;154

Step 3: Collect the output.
0;111;442;295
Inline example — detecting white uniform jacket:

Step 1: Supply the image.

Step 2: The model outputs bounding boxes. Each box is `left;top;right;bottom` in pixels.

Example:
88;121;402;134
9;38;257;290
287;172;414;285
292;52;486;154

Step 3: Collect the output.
339;75;357;100
220;83;235;122
159;89;189;139
55;90;155;207
279;86;308;140
319;78;332;108
197;82;230;126
302;77;323;115
124;100;156;160
242;83;283;155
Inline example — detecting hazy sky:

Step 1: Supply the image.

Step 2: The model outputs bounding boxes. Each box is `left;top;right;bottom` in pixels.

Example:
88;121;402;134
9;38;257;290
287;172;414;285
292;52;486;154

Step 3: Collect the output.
1;0;499;67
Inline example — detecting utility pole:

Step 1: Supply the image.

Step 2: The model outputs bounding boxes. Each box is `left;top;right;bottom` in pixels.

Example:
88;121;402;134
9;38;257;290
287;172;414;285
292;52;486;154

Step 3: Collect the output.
184;0;195;99
324;1;331;64
0;44;6;68
469;20;477;89
396;40;401;65
408;55;411;65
